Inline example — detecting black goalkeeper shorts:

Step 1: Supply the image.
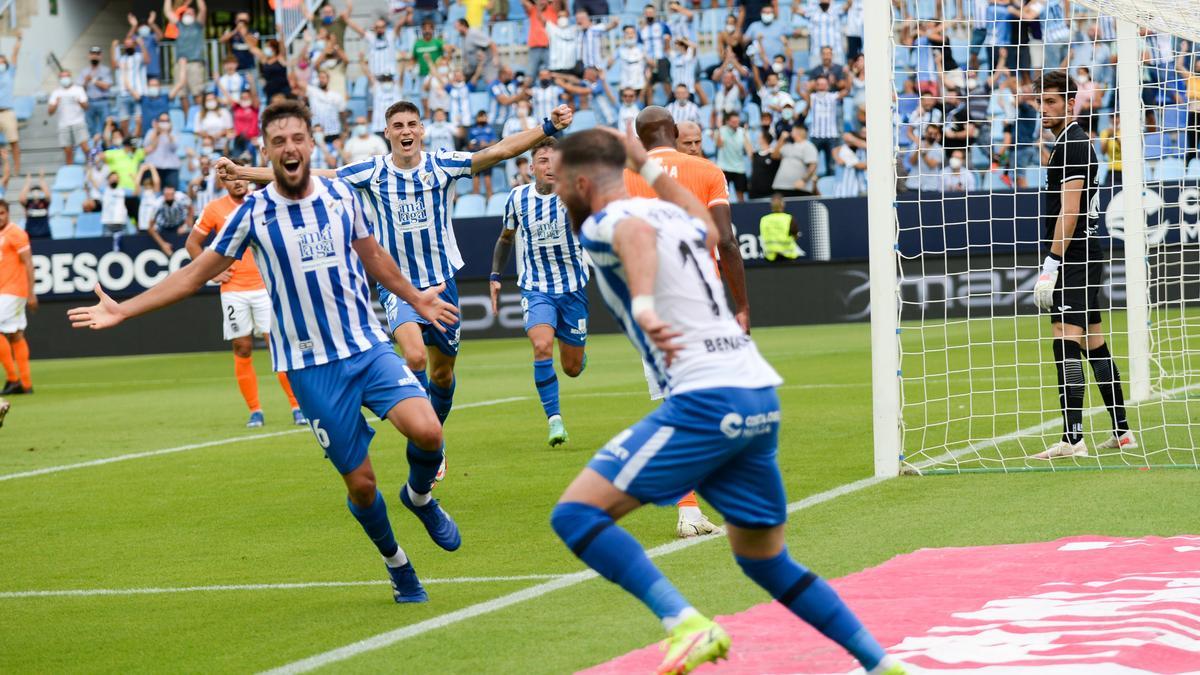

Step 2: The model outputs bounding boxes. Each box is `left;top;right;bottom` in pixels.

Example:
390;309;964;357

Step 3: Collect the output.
1050;259;1105;329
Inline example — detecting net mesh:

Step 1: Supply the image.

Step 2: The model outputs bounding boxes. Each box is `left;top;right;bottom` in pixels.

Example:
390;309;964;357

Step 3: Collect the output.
1074;0;1200;45
888;0;1200;473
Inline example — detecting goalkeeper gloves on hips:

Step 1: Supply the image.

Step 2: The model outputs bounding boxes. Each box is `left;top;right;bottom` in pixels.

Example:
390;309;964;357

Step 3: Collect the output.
1034;254;1061;311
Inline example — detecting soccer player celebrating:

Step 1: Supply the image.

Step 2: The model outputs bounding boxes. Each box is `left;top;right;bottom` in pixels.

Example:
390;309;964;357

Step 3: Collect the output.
219;102;574;432
70;101;463;604
550;128;904;675
489;138;589;446
185;161;307;429
623;107;746;538
1032;71;1134;459
0;200;36;395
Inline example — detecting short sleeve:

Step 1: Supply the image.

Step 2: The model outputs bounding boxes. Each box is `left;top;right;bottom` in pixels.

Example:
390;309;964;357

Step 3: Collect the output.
342;183;372;240
11;227;30;253
700;162;729;207
194;202;217;236
1062;138;1091;184
337;158;378;188
434;148;474;179
502;189;518;231
209;197;255;259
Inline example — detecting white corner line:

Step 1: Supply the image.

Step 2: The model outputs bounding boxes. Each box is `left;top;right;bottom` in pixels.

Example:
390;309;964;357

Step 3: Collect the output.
0;575;568;600
260;474;892;675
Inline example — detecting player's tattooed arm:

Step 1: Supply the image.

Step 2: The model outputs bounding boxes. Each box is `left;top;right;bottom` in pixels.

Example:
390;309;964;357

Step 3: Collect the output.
68;251;235;330
489;228;515;315
352;237;460;331
470;104;573;174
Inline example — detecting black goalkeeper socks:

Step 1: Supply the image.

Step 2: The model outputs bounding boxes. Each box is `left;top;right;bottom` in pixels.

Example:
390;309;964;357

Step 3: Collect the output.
1054;339;1086;444
1086;342;1130;434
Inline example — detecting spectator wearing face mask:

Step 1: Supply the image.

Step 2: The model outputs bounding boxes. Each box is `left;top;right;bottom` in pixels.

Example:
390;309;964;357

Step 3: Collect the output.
617;87;643;129
424;57;453;122
710;56;748;128
716;111;754;201
219;11;259;88
668;37;703;105
613;26;647;101
250;38;292;101
488;66;525;136
769;124;817;197
530;69;565;121
127;12;164;81
348;16;402;80
312;31;349;100
19;173;50;239
197;92;234;152
216;56;249;107
134;164;162;233
425;109;459;153
103;130;145;217
316;2;351;46
639;5;673;105
667;84;702;126
941;149;976;193
164;0;208;117
144;113;182;190
78;47;113;140
230;89;260;163
111;35;150;138
147;185;192;255
447;68;474;131
717;15;746;67
343;117;388;164
546;13;582;78
48;71;91;165
741;4;786;76
467;110;497;198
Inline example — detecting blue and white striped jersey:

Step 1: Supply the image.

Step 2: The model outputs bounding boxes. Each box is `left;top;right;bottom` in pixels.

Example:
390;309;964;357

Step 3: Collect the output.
806;3;844;60
531;83;563;121
1042;0;1071;45
365;32;400;77
581;197;781;397
488;78;518;127
580;25;609;70
447;81;473;127
807;91;841;139
638;22;670;60
337;149;473;287
503;183;589;294
209;177;388;372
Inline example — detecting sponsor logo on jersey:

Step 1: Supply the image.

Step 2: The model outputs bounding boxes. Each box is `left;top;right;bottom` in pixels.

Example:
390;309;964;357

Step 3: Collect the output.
719;410;780;439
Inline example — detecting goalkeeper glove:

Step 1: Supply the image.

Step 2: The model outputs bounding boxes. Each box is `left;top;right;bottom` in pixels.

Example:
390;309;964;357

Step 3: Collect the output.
1034;254;1061;311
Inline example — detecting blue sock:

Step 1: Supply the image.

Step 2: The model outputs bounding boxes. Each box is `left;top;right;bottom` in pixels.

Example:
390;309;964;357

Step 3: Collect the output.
413;369;429;392
737;548;886;670
347;490;399;558
406;441;445;495
428;376;455;424
534;359;560;418
551;502;691;622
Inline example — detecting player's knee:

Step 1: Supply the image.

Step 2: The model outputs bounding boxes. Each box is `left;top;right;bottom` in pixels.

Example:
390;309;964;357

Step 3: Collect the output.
345;473;378;507
232;339;253;358
429;364;454;388
550;501;610;550
531;339;554;361
409;421;443;450
403;350;428;373
562;359;584;378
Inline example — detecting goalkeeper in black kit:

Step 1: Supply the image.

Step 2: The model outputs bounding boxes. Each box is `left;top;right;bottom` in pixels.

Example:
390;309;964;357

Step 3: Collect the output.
1031;70;1136;460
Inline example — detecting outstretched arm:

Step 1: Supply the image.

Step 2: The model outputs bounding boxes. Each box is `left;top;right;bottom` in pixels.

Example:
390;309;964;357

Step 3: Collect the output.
470;104;572;174
352;236;459;330
217;157;337;185
68;250;235;329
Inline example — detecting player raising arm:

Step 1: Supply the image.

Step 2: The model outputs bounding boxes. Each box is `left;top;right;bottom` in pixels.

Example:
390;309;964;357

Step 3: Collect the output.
490;137;590;447
548;127;905;675
1031;70;1134;459
218;102;573;435
71;100;464;605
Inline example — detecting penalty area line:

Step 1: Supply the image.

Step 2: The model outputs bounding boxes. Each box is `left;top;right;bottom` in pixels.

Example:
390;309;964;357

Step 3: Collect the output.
0;575;568;599
260;474;890;675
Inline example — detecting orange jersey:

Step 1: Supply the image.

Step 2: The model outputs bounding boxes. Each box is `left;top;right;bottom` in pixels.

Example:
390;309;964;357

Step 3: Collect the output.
195;195;266;293
623;147;730;209
0;223;31;297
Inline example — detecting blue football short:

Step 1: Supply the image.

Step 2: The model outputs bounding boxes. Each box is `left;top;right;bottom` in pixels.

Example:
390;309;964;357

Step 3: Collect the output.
377;277;461;357
521;288;589;347
287;342;428;475
586;386;786;529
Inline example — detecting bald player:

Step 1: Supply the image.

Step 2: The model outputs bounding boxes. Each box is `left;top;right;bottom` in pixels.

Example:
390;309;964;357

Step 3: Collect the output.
623;107;751;540
676;121;703;157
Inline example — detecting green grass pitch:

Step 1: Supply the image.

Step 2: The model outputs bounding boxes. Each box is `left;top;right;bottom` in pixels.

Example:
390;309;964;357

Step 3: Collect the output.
2;324;1198;673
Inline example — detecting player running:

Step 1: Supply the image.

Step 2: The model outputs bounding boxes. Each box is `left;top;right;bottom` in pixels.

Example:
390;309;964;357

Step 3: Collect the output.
1031;70;1134;459
624;107;747;538
0;200;36;395
219;102;574;432
185;161;307;428
70;100;463;604
489;138;589;446
549;128;905;675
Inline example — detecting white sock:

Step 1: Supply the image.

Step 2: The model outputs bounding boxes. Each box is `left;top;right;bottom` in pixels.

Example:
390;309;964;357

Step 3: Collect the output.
548;414;562;424
406;483;432;507
661;607;699;632
867;656;900;674
678;506;703;523
383;547;409;568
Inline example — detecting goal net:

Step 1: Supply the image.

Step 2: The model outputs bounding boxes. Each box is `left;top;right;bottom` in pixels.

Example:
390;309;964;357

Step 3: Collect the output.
875;0;1200;473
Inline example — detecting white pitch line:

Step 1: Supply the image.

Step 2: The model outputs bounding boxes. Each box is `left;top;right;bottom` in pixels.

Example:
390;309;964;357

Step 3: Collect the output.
0;575;568;599
261;474;891;675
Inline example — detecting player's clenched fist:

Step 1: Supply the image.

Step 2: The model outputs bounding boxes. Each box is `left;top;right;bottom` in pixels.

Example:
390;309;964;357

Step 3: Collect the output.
214;157;240;183
550;105;573;132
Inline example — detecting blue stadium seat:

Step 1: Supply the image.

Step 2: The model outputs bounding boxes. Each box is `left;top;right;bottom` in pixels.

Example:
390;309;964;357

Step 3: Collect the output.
53;165;85;192
697;104;712;129
1157;157;1187;181
63;190;86;217
176;132;196;157
701;131;716;157
1189;158;1200;179
49;191;67;216
48;216;75;239
350;76;369;99
1144;132;1165;162
491;21;516;46
12;96;34;122
507;0;526;21
447;4;468;25
1163;103;1189;132
348;97;368;121
816;175;838;196
699;79;715;103
454;193;486;218
469;91;490;116
75;212;104;238
169;108;186;130
652;87;668;107
573;108;597;131
698;53;720;74
485;192;508;216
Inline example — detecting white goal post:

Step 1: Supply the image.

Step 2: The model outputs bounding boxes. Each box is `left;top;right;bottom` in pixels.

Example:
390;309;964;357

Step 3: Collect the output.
866;0;1200;475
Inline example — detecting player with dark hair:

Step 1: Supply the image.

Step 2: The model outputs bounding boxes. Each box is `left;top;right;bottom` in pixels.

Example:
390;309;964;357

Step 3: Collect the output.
490;137;591;446
548;127;905;675
1032;71;1135;459
70;99;463;603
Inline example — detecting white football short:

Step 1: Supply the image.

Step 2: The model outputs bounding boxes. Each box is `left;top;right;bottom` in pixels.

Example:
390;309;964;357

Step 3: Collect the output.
221;289;273;340
0;294;27;333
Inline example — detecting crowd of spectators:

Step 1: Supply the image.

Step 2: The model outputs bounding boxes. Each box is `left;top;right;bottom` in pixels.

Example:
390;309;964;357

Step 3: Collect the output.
9;0;1200;243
